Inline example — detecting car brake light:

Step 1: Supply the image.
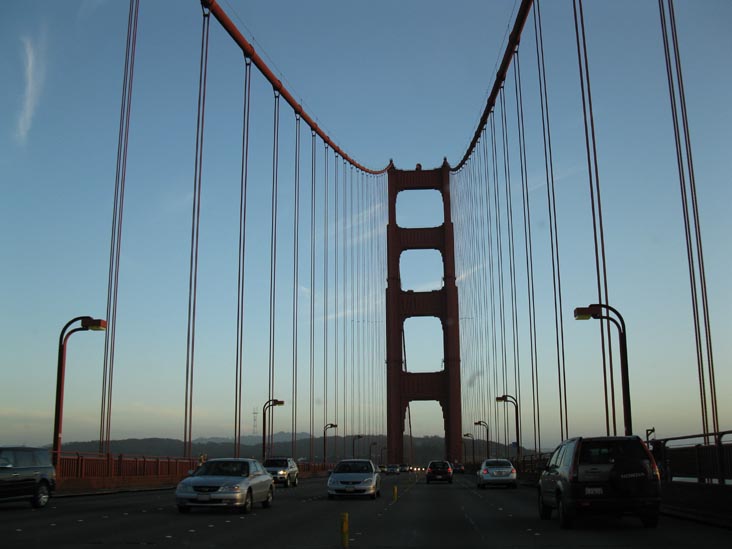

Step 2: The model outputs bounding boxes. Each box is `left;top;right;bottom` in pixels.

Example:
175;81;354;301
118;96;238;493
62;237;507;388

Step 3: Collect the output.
427;468;432;474
482;469;488;474
511;468;516;474
448;467;452;473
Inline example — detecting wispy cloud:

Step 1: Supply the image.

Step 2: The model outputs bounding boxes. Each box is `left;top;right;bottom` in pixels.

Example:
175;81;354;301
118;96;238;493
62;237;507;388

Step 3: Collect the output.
78;0;109;21
16;31;46;144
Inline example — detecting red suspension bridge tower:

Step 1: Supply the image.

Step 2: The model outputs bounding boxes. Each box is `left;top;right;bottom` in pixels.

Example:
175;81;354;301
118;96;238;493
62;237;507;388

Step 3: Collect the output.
386;161;462;464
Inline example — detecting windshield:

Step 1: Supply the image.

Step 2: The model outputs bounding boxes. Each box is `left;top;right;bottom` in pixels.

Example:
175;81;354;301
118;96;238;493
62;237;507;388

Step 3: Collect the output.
195;461;249;477
263;459;288;468
334;461;373;474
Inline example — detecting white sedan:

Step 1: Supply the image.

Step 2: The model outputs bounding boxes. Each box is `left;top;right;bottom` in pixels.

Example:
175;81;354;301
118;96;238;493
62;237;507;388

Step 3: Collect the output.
176;458;274;513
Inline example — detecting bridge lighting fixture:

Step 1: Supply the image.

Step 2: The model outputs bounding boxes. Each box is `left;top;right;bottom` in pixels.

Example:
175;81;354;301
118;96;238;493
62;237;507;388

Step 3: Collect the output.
262;399;286;461
52;316;107;467
574;302;633;436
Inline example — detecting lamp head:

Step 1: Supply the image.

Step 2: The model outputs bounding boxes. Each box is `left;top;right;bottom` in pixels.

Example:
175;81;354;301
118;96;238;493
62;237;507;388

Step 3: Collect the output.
574;304;603;320
495;395;507;402
82;317;107;331
273;399;285;406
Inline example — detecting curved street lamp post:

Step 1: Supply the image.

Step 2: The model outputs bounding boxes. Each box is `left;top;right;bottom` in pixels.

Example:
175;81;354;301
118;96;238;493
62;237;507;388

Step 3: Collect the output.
574;303;632;436
352;434;363;458
262;399;285;461
463;432;475;467
495;394;520;461
474;420;490;460
52;316;107;467
323;423;337;464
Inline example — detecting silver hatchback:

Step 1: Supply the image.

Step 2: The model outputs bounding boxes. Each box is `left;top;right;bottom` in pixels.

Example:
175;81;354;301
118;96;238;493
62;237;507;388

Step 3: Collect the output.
476;459;518;489
176;458;274;513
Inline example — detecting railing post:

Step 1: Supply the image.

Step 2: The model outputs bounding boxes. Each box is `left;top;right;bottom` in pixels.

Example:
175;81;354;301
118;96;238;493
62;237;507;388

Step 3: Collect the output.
695;444;704;483
715;434;725;486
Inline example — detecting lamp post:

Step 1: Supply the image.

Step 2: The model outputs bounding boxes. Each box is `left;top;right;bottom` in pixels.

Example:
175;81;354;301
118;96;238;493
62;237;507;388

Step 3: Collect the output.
474;420;490;460
379;446;387;464
574;303;632;436
262;399;285;461
369;441;377;462
463;432;475;467
496;395;520;461
352;434;363;458
52;316;107;467
323;423;337;464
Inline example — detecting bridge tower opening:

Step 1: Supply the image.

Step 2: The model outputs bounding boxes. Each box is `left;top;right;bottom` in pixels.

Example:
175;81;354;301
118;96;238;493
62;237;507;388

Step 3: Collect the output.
386;161;462;464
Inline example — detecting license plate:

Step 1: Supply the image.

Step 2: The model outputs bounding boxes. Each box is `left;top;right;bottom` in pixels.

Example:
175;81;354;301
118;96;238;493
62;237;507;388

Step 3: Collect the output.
585;487;603;495
197;494;211;501
435;475;443;479
346;487;355;492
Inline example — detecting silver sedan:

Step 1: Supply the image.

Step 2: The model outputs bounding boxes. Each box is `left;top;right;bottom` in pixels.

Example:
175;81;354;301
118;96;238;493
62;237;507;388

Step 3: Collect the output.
327;459;381;499
176;458;274;513
476;459;518;489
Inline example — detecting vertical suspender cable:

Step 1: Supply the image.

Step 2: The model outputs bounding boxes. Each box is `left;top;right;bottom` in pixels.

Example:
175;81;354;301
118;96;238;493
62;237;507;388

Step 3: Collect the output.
572;0;615;435
534;0;568;440
334;153;340;452
342;162;348;457
500;87;522;451
266;91;281;455
659;0;718;438
514;53;541;453
323;143;329;448
309;131;316;464
184;5;211;458
101;0;140;455
234;57;252;458
291;114;301;458
490;115;509;451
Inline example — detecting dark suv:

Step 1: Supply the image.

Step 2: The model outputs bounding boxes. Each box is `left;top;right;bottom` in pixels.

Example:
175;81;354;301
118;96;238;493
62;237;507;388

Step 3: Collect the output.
0;447;56;508
263;457;299;487
537;436;661;528
425;460;453;484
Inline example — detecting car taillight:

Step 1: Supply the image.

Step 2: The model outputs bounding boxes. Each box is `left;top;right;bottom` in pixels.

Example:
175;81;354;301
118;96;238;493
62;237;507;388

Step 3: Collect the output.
511;468;516;474
427;468;432;474
482;469;488;474
448;467;452;473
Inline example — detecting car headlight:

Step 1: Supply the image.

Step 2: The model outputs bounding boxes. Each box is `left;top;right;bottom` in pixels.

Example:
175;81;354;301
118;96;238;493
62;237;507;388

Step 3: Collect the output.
177;482;194;493
327;476;338;486
278;470;287;475
218;484;241;492
361;476;374;485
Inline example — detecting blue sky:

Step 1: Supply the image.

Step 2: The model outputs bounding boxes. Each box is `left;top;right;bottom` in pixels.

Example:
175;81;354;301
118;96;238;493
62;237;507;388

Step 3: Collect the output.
1;0;730;453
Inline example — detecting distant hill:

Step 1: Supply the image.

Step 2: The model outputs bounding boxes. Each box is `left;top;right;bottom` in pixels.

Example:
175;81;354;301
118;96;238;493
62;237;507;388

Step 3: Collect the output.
59;433;530;465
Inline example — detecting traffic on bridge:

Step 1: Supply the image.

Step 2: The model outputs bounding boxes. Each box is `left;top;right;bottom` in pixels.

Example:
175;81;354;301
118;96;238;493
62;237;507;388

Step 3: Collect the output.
2;0;730;545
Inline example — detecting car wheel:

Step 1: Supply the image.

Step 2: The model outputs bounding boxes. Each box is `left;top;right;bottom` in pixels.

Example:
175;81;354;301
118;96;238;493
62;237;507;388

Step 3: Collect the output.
538;490;552;520
262;486;273;508
293;475;298;487
426;478;430;484
558;495;573;529
640;512;659;528
448;479;453;484
327;493;334;500
284;476;291;488
31;482;50;508
241;490;253;514
177;505;190;514
370;492;377;500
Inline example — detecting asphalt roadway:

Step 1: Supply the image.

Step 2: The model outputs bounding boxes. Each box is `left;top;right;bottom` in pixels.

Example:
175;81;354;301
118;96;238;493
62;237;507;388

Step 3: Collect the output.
2;472;730;548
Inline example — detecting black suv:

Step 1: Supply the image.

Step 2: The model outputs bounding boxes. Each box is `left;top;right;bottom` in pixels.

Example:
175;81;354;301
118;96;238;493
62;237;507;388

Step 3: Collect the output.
537;436;661;528
263;457;299;487
0;447;56;508
425;460;453;484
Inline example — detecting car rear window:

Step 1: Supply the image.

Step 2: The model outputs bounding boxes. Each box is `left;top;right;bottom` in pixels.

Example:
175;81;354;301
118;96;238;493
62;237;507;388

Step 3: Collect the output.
485;460;512;468
430;461;449;468
579;440;647;465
